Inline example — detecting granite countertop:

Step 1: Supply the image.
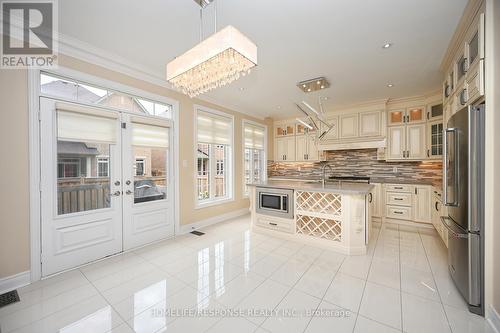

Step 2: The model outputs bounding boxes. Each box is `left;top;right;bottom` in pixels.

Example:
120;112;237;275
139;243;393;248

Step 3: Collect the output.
248;180;374;195
268;176;440;187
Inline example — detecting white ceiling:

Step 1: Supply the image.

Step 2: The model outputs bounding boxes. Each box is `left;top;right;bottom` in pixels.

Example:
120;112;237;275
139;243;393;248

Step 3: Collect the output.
58;0;467;118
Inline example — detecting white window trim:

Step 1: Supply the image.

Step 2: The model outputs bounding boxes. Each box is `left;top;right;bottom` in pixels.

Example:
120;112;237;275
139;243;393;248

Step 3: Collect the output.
194;105;234;209
242;119;268;198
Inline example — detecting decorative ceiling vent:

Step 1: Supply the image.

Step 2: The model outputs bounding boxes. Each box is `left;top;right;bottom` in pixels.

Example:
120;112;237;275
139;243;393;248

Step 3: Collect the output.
297;77;330;93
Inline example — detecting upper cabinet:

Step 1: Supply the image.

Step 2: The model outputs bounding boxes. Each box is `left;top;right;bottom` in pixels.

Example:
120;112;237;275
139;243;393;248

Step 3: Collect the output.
339;114;359;139
359;111;382;137
442;3;485;116
275;122;295;136
386;103;441;161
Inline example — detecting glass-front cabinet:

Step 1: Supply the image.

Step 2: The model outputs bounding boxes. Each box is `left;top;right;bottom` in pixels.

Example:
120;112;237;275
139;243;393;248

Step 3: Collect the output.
406;106;426;123
275;123;295;136
388;109;405;126
427;120;443;159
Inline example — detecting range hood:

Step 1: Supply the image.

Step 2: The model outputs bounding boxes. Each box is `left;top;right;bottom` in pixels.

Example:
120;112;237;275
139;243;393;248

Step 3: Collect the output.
317;138;386;151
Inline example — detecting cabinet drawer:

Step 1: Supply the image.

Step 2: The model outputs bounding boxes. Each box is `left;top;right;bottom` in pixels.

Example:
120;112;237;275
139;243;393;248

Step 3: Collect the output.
386;205;412;220
386;192;412;206
255;216;295;234
386;184;413;193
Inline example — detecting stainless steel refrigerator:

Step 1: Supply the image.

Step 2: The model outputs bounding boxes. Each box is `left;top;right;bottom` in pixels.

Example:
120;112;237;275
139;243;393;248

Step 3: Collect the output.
441;104;484;316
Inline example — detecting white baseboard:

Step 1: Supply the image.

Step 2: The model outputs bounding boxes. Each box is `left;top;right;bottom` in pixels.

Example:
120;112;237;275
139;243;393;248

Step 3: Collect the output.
488;305;500;333
0;271;31;294
178;208;250;235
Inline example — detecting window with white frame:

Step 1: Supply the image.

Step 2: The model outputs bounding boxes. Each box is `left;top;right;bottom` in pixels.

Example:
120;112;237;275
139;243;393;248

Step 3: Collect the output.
243;121;266;196
196;108;233;204
97;157;109;177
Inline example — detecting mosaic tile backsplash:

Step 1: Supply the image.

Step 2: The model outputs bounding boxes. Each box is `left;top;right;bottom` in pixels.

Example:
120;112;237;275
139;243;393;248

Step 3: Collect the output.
268;149;443;187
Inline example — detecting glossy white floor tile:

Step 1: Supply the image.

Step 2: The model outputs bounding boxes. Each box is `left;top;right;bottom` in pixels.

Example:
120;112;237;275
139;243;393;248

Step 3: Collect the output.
0;215;491;333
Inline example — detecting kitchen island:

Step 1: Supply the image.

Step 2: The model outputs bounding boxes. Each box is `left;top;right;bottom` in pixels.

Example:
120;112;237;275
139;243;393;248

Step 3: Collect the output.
248;180;374;255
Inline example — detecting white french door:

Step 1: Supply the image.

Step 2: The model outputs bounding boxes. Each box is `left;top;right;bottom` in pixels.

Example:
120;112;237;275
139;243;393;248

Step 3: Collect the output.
40;97;174;276
121;113;174;250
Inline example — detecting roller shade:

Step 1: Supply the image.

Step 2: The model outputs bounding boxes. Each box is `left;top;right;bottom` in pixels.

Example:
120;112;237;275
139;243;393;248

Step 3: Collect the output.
197;110;232;145
57;110;117;144
132;123;169;148
244;122;265;149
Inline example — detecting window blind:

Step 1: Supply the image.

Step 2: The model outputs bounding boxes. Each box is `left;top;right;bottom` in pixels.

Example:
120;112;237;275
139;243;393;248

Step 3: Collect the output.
57;110;117;144
132;123;169;148
197;110;232;145
244;122;265;149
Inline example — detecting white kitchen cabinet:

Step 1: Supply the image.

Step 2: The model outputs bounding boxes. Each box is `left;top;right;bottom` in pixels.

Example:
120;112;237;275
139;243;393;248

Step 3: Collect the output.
295;134;319;162
406;124;427;160
414;186;432;223
369;183;383;218
388;109;405;126
359;111;382;137
427;120;443;159
387;126;405;160
339;114;359;139
274;123;295;137
275;136;296;161
319;116;338;141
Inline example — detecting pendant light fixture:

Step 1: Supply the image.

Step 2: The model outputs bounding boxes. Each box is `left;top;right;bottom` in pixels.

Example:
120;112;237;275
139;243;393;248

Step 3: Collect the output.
166;0;258;97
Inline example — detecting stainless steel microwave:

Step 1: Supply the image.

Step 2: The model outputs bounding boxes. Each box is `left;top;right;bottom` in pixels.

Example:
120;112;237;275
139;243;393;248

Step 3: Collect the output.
255;187;294;219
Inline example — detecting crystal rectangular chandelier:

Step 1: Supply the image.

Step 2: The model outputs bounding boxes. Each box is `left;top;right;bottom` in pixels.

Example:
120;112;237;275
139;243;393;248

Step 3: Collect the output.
166;24;257;97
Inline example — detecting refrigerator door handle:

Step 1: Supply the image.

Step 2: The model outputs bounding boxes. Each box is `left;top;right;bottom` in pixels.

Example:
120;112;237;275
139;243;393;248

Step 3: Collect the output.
443;128;459;206
440;216;468;239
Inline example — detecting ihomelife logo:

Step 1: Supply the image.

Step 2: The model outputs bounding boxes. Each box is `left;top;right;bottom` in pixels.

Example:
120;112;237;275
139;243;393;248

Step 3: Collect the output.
1;0;58;68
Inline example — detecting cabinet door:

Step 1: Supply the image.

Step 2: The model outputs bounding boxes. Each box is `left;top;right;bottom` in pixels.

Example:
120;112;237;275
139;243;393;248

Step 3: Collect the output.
414;186;431;223
427;120;443;159
319;116;338;141
388;110;405;126
307;135;319;161
370;183;382;217
406;124;426;160
387;126;405;160
359;111;382;137
427;103;443;121
275;137;286;161
339;114;359;138
285;136;296;161
295;135;307;162
406;106;426;124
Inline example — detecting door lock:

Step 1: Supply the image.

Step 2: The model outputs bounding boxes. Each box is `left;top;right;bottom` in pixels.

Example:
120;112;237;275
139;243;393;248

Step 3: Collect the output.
126;180;131;185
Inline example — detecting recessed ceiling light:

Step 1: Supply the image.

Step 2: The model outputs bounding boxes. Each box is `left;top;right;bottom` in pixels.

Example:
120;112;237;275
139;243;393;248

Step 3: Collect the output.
307;88;312;92
382;42;392;49
302;84;306;88
277;106;281;109
387;83;394;87
316;81;321;85
320;85;325;89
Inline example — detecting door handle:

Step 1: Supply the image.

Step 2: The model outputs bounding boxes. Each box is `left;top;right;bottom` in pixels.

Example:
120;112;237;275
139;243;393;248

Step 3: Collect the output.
440;216;468;239
126;190;133;195
111;191;121;197
125;180;131;185
114;180;121;186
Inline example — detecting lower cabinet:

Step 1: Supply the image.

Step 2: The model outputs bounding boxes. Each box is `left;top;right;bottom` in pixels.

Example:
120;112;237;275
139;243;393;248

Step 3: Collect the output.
414;186;432;223
369;183;383;218
383;183;431;224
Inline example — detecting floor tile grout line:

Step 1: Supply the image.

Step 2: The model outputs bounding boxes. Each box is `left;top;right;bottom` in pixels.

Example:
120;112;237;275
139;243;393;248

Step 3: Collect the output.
256;247;325;331
0;285;103;333
300;254;348;333
78;267;134;332
417;228;454;333
350;222;382;333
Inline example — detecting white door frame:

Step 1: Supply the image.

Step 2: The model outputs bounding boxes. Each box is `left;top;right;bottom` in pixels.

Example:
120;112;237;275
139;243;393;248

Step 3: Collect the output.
28;67;180;282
